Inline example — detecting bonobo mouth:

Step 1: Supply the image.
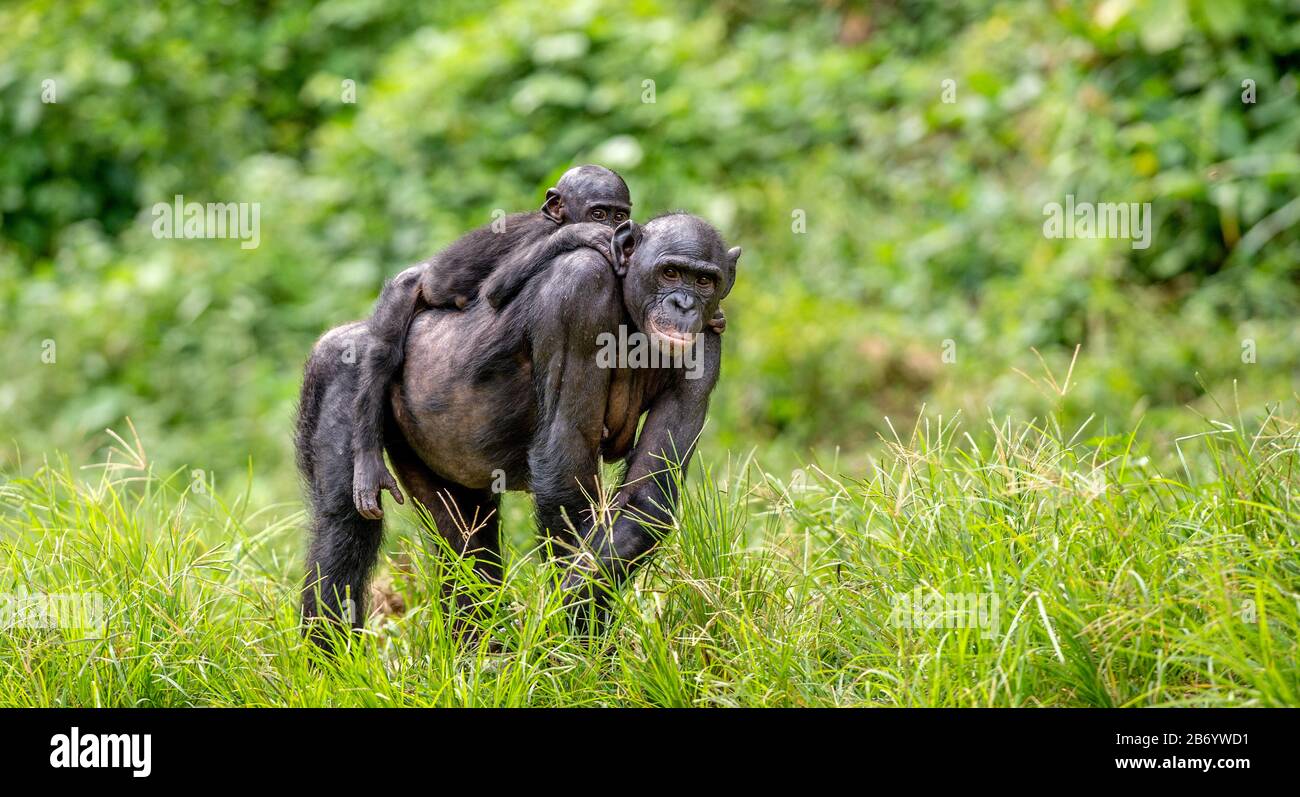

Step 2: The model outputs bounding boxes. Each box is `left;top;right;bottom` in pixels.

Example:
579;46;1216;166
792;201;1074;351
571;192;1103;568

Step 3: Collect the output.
647;319;698;352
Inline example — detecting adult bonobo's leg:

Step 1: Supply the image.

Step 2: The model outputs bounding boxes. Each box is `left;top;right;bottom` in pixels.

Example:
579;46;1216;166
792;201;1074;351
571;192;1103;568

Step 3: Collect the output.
383;418;503;586
383;424;502;637
297;324;385;648
526;249;624;560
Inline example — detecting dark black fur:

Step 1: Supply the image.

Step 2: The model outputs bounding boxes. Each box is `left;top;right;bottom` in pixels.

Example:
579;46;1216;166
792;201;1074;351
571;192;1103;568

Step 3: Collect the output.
297;323;383;643
296;212;740;647
349;165;632;521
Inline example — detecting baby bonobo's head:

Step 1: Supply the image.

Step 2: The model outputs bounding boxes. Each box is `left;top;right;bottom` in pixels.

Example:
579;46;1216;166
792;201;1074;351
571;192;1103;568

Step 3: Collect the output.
541;164;632;227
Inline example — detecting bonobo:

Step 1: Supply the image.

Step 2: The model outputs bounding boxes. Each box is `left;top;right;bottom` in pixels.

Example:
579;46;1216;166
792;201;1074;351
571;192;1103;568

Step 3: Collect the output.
297;212;740;645
350;165;634;520
351;169;728;521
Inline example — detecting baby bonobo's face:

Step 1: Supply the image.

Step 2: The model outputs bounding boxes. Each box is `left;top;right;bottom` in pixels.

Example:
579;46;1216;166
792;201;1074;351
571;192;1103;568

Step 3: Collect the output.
575;194;631;226
545;165;632;227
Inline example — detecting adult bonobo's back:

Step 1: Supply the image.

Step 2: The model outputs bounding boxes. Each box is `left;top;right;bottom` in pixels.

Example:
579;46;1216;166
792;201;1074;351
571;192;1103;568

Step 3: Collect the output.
299;211;740;644
349;165;635;522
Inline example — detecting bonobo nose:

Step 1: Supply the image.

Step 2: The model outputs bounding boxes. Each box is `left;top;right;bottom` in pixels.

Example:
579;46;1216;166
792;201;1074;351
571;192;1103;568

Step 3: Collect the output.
668;293;694;313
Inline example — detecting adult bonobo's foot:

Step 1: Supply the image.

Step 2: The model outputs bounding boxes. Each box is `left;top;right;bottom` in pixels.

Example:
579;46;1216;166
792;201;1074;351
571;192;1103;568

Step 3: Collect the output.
352;454;404;519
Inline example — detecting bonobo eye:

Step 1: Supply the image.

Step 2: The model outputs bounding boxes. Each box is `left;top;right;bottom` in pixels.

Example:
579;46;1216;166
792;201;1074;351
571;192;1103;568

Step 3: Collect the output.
590;208;607;221
696;275;715;289
662;266;680;281
614;211;627;222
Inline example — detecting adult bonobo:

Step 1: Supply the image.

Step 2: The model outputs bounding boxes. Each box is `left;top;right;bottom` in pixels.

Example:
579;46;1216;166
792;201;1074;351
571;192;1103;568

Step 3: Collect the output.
297;212;740;645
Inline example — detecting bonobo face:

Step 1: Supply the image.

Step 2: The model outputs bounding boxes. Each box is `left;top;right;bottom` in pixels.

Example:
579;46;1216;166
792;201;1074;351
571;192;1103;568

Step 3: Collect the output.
613;214;741;351
542;164;632;227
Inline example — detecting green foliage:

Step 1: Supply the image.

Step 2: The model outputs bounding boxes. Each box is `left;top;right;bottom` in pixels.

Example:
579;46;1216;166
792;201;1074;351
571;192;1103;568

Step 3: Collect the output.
1;1;1298;495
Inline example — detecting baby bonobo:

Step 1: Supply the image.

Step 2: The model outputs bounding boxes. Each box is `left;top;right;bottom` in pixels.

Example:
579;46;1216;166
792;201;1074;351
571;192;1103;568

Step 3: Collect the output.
351;165;722;519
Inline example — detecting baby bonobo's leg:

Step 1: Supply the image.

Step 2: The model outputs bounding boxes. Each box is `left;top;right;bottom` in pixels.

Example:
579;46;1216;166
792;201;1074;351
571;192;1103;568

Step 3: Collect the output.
482;222;617;310
351;266;432;519
417;264;478;311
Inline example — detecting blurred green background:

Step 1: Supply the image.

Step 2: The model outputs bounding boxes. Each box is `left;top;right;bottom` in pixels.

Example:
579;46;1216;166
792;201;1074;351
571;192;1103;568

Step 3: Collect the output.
2;0;1298;502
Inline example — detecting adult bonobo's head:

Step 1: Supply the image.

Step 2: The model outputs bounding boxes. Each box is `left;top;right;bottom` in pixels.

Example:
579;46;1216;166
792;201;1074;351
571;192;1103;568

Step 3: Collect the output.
541;164;632;227
611;213;741;350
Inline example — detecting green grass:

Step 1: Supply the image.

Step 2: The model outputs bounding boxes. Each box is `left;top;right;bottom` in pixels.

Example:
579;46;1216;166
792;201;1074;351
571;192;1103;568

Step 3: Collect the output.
1;399;1298;708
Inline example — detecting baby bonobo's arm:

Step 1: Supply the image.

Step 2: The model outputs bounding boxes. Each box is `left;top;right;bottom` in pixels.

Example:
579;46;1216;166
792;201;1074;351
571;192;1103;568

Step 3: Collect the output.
350;266;428;519
419;214;550;310
481;222;618;310
351;215;555;517
482;223;728;335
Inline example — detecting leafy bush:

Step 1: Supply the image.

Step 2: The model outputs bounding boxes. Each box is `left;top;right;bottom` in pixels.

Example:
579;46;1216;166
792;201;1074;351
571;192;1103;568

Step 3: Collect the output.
1;0;1297;500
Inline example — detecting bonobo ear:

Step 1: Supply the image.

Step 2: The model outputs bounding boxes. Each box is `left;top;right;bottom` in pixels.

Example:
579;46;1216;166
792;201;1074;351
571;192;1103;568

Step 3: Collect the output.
541;188;564;224
612;219;640;277
720;245;742;297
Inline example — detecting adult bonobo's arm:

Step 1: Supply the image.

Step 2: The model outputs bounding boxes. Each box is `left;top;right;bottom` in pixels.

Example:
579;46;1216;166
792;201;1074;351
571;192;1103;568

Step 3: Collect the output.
566;333;721;591
559;213;741;622
526;249;624;556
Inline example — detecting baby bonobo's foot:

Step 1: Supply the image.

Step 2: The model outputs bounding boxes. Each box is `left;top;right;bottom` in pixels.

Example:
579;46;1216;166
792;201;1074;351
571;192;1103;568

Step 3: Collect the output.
707;309;726;335
353;454;404;520
454;294;470;310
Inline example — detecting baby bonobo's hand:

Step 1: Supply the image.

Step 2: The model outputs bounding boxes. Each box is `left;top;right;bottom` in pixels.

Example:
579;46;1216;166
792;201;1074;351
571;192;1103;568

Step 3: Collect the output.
565;222;616;266
707;308;726;335
353;454;404;520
